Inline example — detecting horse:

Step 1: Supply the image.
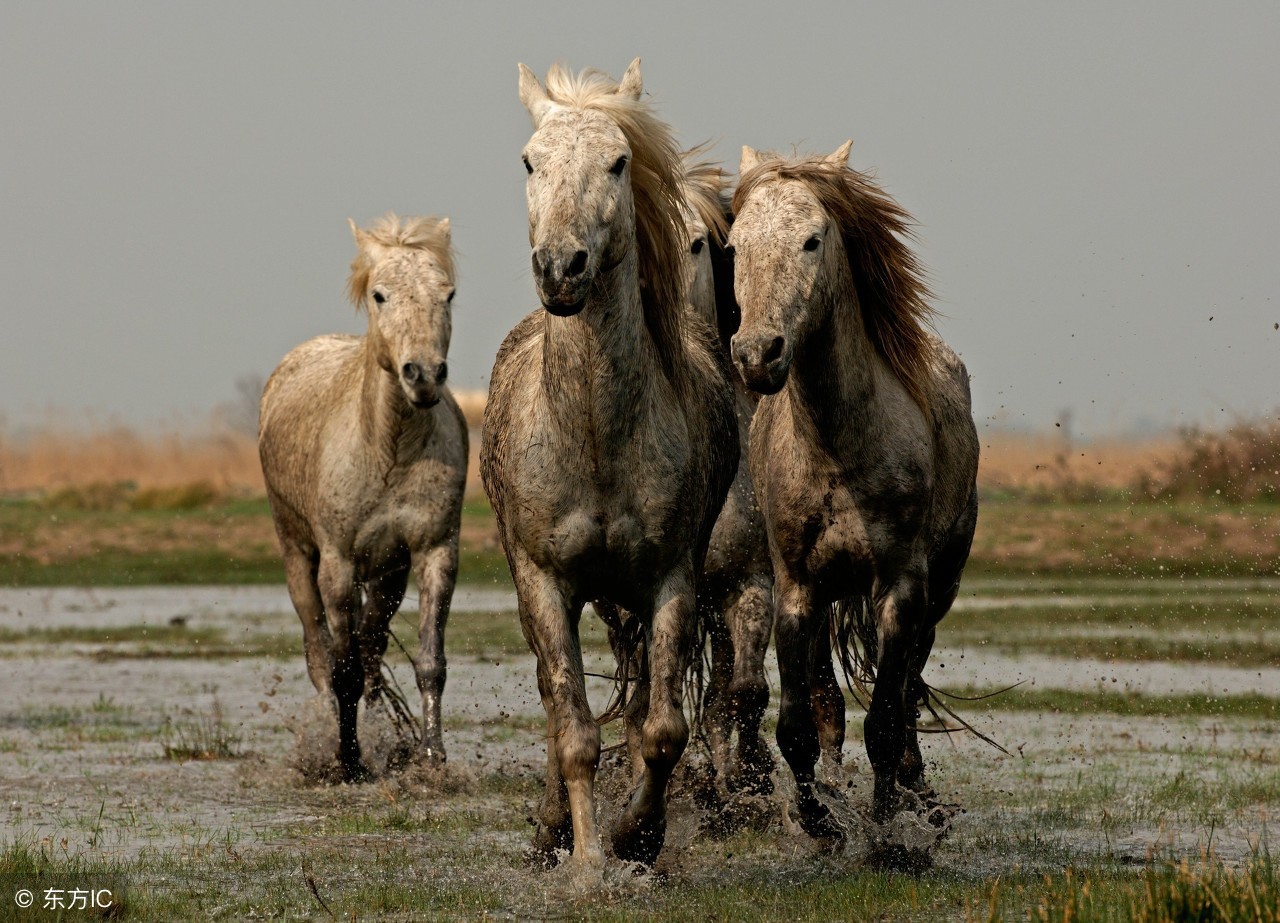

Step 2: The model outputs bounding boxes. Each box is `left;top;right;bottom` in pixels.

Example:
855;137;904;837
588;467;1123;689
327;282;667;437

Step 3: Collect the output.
481;60;738;870
726;143;979;840
674;151;776;802
258;214;468;781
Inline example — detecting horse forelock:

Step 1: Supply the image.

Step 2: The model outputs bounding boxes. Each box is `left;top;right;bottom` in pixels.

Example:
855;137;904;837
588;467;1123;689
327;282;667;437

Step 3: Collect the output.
345;213;455;311
541;64;690;386
733;154;937;408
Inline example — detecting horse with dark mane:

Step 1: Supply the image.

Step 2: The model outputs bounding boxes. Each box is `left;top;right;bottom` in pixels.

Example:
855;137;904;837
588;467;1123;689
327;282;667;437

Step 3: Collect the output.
727;143;979;841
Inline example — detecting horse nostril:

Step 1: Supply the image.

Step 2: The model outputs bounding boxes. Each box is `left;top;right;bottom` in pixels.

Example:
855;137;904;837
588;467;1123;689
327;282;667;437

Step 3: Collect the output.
402;362;423;384
531;249;548;279
565;250;589;278
762;336;786;365
434;362;448;385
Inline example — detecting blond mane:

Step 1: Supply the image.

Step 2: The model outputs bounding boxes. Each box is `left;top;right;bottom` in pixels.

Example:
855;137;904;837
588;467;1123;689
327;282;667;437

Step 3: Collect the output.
733;154;937;408
678;145;730;243
542;64;688;381
346;213;455;309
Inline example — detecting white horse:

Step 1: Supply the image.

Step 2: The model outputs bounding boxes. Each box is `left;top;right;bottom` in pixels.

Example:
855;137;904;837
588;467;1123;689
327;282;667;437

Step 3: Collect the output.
728;144;980;842
259;215;468;781
481;61;737;870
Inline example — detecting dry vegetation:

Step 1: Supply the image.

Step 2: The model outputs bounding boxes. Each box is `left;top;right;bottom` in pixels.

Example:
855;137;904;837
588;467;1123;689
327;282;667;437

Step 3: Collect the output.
4;402;1275;505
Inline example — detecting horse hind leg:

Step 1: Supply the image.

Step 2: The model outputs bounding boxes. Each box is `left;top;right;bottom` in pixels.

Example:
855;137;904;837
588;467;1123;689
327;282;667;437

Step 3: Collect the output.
612;571;695;867
898;626;935;796
725;579;774;795
357;552;410;703
699;596;734;797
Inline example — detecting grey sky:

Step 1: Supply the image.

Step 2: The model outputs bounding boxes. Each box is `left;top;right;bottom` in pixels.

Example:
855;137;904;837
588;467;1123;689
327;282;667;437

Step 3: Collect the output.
2;2;1276;436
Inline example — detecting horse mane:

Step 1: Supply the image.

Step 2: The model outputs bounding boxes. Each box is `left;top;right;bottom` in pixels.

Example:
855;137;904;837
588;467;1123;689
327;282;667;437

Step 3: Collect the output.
543;64;689;383
346;213;455;309
733;154;937;408
678;144;730;244
677;146;740;350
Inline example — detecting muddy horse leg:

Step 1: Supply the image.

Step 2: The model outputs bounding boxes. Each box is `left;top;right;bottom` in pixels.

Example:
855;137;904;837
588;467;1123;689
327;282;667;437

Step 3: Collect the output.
612;569;695;866
725;578;774;794
865;568;927;822
810;618;846;769
701;593;734;795
775;578;844;842
283;546;331;697
514;555;603;869
412;541;458;765
317;551;366;781
357;551;409;703
898;624;935;794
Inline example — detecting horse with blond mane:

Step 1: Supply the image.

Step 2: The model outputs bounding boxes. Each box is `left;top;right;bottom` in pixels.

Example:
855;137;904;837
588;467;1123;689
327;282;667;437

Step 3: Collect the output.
481;61;737;870
727;143;979;843
259;215;468;781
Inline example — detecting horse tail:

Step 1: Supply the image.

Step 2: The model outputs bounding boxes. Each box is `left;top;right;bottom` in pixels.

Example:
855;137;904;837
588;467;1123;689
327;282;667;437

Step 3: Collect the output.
828;596;1008;754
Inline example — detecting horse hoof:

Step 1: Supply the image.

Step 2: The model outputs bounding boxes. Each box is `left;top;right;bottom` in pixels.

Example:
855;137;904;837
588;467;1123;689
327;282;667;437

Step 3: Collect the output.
796;785;847;844
611;812;666;867
340;761;374;785
416;746;447;768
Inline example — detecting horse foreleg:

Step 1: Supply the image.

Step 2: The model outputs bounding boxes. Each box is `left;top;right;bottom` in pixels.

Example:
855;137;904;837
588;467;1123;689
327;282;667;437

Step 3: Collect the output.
515;558;603;869
612;569;694;867
283;547;331;696
810;623;846;768
317;552;366;781
725;578;774;794
775;578;843;842
865;570;927;822
413;541;458;765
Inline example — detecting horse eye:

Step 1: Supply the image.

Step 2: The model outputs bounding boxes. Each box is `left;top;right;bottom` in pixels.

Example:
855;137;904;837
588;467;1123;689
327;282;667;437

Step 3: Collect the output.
446;290;455;305
804;236;821;252
690;239;705;255
372;291;386;304
609;155;628;176
522;155;533;175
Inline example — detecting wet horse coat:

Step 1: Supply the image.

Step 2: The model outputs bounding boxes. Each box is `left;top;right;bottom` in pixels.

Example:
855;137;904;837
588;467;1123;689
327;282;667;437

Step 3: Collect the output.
482;61;737;869
728;144;979;838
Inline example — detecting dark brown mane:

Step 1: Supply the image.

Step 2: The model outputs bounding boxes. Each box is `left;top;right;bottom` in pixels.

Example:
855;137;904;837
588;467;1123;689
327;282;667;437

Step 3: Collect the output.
733;155;937;407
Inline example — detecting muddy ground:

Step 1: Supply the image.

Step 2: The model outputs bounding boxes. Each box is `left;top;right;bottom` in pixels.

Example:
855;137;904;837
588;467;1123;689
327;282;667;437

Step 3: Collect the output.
0;579;1276;918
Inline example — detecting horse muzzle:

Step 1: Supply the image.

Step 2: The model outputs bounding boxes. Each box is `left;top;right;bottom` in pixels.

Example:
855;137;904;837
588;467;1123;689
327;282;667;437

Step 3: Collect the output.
731;332;791;395
401;361;446;408
532;245;591;316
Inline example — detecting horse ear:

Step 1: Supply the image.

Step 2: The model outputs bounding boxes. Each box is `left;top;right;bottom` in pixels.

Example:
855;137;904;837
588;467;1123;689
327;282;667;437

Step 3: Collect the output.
348;218;368;248
437;216;451;243
827;139;853;167
618;57;643;100
740;145;762;174
518;63;553;126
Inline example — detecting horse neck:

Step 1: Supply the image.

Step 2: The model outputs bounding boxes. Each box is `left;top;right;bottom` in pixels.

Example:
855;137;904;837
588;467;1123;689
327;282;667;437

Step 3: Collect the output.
540;246;657;429
785;255;882;434
358;338;428;469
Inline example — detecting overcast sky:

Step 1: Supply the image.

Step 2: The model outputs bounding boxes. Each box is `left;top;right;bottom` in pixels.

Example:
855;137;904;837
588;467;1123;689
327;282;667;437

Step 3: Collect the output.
2;2;1276;437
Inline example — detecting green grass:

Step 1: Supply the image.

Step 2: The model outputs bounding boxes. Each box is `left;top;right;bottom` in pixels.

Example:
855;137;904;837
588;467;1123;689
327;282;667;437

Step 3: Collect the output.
940;685;1280;721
